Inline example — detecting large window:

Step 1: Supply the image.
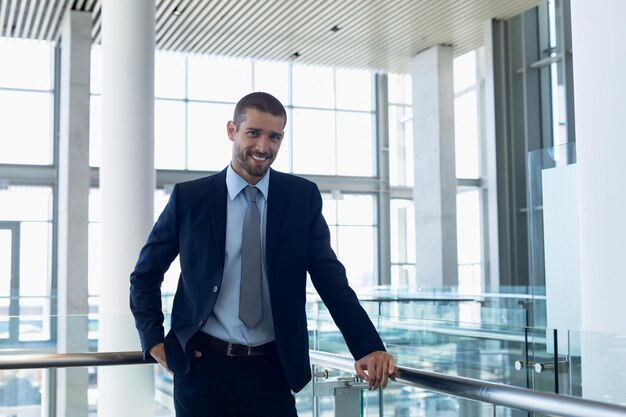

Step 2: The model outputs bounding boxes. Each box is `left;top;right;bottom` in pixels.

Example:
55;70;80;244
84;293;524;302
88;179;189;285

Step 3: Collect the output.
0;37;55;344
322;193;377;288
89;48;376;176
0;186;53;342
0;38;53;165
453;51;481;179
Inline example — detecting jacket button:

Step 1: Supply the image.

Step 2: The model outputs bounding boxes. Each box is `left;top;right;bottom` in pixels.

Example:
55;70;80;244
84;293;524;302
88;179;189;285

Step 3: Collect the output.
213;286;218;292
198;320;204;327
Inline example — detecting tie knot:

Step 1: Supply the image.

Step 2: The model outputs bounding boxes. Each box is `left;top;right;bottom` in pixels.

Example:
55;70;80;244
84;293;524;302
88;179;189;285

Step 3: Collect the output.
244;185;258;203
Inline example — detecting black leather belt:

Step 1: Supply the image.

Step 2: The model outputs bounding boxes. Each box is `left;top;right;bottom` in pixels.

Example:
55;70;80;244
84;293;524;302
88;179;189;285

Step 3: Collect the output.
194;332;275;357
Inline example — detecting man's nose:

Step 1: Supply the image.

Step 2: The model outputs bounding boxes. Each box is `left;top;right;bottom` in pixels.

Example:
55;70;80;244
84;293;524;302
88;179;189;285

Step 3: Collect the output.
255;135;271;152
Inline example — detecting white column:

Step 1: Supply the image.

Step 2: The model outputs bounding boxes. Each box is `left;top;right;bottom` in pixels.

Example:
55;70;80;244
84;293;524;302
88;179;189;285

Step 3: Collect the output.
57;10;91;417
411;45;458;288
99;1;155;416
571;0;626;401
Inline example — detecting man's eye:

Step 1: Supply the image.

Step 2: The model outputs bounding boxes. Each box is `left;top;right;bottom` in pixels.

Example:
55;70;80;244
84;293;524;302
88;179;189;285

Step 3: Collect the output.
247;131;259;137
270;135;281;141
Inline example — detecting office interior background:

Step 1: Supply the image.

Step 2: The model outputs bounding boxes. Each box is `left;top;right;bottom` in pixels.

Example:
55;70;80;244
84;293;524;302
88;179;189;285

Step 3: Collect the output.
0;0;625;416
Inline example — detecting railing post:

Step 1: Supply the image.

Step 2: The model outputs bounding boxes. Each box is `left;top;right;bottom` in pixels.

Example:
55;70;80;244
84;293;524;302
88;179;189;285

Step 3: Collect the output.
312;372;364;417
333;386;361;417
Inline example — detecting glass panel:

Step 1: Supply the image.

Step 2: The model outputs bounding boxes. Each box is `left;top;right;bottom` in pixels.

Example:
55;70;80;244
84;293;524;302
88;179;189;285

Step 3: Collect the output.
253;61;289;105
388;104;414;187
0;187;52;221
19;297;51;341
0;38;51;90
89;95;102;167
335;68;372;111
188;55;252;102
155;51;186;99
568;330;626;405
337;226;375;288
336;111;374;176
456;190;482;294
0;90;52;165
187;102;232;171
88;222;100;297
337;194;374;226
19;222;50;297
0;230;10;282
527;143;577;328
454;90;479;179
292;108;335;175
292;65;334;108
453;50;476;93
155;99;186;169
390;199;415;264
388;73;412;105
391;265;416;289
0;369;44;414
527;327;558;394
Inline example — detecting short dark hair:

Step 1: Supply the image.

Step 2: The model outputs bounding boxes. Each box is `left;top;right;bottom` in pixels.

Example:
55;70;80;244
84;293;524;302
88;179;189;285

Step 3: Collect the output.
233;92;287;129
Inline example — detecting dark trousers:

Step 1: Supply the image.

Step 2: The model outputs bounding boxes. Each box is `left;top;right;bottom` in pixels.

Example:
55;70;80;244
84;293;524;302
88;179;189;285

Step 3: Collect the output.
173;337;298;417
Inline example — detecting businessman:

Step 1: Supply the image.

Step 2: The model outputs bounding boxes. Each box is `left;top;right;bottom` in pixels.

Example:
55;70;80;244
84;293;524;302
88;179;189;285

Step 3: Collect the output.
130;92;394;416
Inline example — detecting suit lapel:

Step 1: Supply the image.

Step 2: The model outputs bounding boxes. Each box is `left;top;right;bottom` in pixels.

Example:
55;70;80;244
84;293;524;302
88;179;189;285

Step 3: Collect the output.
208;169;228;262
266;169;286;269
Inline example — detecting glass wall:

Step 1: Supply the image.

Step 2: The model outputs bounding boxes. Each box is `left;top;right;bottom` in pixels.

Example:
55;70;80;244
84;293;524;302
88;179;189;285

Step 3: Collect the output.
0;38;55;346
0;37;490;344
89;48;376;177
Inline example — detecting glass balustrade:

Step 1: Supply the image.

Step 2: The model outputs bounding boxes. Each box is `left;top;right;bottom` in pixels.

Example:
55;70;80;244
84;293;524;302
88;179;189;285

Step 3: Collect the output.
0;293;624;417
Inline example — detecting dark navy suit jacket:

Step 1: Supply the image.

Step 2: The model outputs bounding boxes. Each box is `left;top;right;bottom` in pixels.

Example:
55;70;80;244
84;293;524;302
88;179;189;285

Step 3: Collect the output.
130;168;385;392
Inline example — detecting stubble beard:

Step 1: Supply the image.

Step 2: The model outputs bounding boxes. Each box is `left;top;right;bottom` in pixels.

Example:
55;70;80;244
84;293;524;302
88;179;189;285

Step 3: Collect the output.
235;148;274;179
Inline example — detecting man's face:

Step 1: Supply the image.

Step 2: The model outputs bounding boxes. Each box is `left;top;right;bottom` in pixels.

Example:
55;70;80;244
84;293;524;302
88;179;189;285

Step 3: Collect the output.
228;109;285;184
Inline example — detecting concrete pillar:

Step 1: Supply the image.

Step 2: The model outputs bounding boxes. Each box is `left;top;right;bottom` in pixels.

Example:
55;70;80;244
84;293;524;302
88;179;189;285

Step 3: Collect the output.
410;45;458;288
56;10;91;417
570;0;626;401
99;1;155;416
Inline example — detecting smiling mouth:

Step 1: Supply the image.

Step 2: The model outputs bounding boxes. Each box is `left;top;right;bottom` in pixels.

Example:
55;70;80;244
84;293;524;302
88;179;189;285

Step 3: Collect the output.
250;153;270;161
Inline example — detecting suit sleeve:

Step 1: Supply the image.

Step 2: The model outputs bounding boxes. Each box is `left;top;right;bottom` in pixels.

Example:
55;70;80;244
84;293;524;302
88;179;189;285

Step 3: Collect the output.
129;184;181;360
306;184;385;359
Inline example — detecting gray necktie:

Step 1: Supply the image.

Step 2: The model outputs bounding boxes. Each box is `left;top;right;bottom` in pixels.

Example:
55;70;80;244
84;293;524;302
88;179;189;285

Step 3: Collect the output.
239;185;262;328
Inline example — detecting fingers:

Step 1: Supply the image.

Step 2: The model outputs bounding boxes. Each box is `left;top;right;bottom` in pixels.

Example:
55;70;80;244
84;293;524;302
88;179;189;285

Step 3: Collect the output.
355;352;396;390
354;361;369;381
194;350;202;358
149;343;173;375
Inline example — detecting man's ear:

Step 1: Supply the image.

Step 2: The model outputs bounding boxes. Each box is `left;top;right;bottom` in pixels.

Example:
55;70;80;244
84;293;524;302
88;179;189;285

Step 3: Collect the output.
227;121;236;141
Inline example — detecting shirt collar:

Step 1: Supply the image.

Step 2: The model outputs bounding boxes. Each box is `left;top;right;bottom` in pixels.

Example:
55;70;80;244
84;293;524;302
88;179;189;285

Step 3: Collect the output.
226;164;270;201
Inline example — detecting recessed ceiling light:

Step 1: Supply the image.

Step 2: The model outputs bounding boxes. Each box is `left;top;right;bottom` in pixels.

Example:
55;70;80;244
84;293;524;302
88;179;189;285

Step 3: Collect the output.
173;8;183;16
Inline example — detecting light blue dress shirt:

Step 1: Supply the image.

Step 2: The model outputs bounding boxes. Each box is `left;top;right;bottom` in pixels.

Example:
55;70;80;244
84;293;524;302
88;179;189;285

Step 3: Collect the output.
201;164;275;346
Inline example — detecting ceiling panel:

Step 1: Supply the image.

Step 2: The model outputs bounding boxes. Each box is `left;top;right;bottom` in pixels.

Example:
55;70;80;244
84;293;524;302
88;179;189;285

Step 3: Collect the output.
0;0;541;73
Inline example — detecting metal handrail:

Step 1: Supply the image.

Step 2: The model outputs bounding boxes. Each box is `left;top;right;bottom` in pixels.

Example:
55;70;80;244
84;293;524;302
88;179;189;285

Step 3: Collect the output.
309;350;626;417
0;351;152;370
1;350;626;417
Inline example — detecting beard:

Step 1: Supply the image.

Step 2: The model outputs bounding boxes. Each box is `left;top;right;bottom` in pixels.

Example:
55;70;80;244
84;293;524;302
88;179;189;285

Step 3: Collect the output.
234;147;274;179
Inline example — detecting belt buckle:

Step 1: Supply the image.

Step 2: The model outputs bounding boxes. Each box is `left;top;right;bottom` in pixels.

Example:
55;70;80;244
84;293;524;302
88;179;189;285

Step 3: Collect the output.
226;342;254;357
